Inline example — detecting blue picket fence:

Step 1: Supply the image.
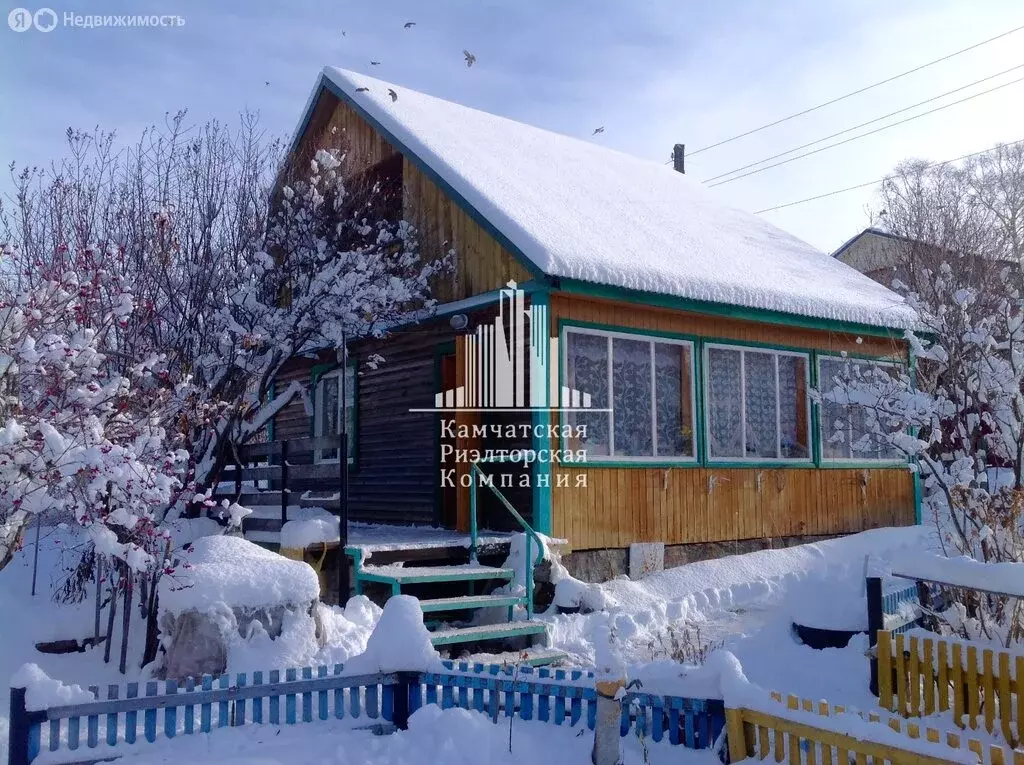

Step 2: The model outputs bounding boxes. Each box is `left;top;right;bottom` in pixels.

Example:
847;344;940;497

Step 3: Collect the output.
8;660;724;764
881;580;921;634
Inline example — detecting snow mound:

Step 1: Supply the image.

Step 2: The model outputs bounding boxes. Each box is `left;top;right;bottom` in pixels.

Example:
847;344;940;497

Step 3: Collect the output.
280;517;340;550
11;663;94;710
159;535;320;614
345;595;441;673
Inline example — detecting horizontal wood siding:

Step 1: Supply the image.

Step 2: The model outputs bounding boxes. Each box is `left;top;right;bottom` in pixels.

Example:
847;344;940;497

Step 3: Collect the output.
548;293;914;551
348;322;456;524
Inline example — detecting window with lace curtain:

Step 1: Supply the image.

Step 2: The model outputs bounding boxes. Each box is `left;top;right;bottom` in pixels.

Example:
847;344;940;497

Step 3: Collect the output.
818;356;903;462
704;344;810;462
563;327;695;461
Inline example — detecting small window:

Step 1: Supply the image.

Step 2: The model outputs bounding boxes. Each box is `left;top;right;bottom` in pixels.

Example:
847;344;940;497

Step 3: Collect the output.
564;328;695;461
818;356;903;462
705;344;810;462
314;364;356;463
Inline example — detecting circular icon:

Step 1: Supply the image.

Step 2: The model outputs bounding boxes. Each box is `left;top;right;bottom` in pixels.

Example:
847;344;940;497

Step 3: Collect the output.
8;7;33;31
34;8;57;32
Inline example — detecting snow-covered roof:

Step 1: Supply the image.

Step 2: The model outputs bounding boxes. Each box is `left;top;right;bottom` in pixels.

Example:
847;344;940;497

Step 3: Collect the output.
312;67;918;331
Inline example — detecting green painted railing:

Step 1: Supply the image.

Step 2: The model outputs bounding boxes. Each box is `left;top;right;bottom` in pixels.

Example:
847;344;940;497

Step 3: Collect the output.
469;457;544;619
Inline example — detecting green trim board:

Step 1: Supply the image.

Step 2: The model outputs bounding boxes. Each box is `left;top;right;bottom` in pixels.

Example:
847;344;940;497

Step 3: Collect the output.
554;278;912;337
530;290;553;536
310;359;358;466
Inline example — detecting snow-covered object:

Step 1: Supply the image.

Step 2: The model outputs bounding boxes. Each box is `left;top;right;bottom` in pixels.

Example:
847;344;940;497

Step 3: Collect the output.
10;663;94;710
892;551;1024;598
159;535;320;615
314;68;918;330
280;517;340;550
344;595;441;674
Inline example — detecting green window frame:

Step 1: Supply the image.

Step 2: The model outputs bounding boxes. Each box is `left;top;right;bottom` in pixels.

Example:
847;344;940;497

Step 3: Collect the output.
703;342;813;465
816;354;906;465
560;325;698;464
312;361;357;464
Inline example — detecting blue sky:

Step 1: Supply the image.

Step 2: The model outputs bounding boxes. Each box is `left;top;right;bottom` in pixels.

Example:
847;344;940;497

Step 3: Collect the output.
1;0;1022;251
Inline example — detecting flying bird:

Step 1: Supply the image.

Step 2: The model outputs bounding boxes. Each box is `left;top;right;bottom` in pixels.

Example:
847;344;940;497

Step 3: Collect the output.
388;88;398;102
370;60;381;66
355;87;370;93
404;21;415;28
264;81;270;86
340;29;346;36
463;49;476;67
592;126;604;136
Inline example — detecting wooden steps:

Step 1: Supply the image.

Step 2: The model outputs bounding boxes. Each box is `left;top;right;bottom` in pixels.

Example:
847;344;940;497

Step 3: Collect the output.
428;620;548;647
359;563;513;586
419;594;524;613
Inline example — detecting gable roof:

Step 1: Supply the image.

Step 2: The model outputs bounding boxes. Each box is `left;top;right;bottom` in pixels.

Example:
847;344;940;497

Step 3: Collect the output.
296;68;918;332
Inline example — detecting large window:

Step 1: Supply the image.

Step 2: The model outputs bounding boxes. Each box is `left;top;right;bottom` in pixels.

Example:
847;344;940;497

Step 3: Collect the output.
818;356;902;462
705;344;810;461
314;364;356;463
564;328;695;461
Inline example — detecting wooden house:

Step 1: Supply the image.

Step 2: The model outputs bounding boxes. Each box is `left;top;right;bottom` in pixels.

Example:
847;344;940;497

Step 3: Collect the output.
272;67;921;584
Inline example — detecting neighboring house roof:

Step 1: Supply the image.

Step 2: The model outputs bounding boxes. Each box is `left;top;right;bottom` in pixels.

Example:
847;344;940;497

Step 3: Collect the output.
295;68;918;332
831;227;909;261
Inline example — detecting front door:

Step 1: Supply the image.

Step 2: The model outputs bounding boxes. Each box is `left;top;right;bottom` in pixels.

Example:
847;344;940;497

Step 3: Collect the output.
439;352;459;528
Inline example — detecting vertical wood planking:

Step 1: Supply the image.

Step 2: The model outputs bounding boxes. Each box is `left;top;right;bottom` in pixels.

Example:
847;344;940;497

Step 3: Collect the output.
333;665;345;719
217;675;230;728
87;685;99;748
285;668;298;724
144;681;158;742
105;684;119;746
301;667;313;723
125;683;138;744
252;672;264;725
200;676;213;733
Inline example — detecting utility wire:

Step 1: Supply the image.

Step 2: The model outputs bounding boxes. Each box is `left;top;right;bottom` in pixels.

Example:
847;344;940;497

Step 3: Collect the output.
688;23;1024;157
706;75;1024;188
752;138;1024;215
702;63;1024;184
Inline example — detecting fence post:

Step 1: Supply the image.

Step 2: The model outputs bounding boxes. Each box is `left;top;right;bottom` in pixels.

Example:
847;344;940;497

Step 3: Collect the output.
391;673;412;730
867;576;883;697
280;440;289;526
591;678;623;765
725;707;750;762
9;686;39;765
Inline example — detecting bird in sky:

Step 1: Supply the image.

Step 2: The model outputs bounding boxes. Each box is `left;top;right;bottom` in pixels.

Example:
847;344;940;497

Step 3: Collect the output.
370;60;381;66
592;127;604;136
355;87;369;93
404;21;415;28
463;49;476;67
388;88;398;102
340;29;346;36
264;81;270;87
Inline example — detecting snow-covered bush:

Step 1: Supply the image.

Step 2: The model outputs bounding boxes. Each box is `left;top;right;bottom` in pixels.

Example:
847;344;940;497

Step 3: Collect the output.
824;143;1024;644
1;113;447;523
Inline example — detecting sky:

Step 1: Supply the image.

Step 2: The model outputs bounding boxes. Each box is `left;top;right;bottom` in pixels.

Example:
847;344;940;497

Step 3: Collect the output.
1;0;1022;253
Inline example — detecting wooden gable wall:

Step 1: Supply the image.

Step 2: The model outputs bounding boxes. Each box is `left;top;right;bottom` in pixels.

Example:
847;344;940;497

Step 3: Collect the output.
292;88;531;303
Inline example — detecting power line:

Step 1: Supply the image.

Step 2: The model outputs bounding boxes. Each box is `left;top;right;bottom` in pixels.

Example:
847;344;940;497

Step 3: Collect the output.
702;63;1024;184
752;138;1024;215
706;74;1024;188
687;23;1024;157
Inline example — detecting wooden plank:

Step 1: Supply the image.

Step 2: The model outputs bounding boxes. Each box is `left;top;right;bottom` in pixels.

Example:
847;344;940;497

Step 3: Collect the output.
967;645;980;728
922;638;935;715
952;642;965;723
999;651;1013;744
982;648;996;734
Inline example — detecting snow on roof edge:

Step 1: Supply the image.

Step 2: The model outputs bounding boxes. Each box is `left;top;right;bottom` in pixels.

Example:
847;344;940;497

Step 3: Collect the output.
311;67;919;333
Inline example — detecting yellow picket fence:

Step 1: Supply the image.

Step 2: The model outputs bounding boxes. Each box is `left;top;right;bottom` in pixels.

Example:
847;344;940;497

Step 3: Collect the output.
877;630;1024;745
726;691;1024;764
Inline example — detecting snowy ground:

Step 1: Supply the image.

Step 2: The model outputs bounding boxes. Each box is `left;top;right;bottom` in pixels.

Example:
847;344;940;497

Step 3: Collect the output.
0;520;941;763
74;705;718;765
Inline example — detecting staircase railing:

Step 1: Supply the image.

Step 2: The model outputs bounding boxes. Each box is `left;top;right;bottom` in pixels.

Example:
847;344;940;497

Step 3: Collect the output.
468;456;544;619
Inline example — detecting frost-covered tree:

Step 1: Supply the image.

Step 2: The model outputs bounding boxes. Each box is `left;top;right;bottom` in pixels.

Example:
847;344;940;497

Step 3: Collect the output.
823;142;1024;643
0;248;184;573
2;112;445;522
